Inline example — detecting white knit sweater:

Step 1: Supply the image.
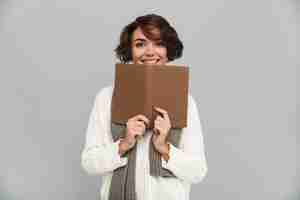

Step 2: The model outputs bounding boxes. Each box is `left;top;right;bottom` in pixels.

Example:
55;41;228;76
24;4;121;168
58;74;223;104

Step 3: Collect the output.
81;85;207;200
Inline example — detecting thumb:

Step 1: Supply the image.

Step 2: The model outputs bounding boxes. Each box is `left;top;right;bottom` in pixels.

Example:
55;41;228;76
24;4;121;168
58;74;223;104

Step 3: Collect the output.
153;127;160;135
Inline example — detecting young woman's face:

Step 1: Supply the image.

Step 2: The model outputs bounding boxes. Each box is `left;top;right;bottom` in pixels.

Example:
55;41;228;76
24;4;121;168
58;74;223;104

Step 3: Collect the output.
131;27;168;65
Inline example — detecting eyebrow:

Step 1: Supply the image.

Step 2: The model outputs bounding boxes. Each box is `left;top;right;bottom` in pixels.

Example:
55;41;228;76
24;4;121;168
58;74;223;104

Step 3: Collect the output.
133;38;147;42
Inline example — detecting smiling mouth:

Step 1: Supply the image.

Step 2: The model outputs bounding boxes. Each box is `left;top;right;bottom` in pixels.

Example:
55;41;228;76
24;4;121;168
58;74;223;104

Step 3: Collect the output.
141;59;160;64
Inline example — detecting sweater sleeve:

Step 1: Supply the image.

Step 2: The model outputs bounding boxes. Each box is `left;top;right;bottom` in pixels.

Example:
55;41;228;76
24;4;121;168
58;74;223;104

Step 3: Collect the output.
161;95;208;184
81;88;128;175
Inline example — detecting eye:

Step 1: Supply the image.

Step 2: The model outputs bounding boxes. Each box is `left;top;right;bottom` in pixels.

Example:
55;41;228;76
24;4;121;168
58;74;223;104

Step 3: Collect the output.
156;41;166;47
135;42;145;48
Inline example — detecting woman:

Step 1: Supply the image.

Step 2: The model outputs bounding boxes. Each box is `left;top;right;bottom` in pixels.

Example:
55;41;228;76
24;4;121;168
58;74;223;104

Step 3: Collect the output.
81;14;207;200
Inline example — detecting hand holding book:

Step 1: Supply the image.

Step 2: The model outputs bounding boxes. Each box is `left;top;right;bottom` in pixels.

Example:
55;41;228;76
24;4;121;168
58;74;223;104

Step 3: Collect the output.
118;106;171;157
152;106;171;161
118;114;150;156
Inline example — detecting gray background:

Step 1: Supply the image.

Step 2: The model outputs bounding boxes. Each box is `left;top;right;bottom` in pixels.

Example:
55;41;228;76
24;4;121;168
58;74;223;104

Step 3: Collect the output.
0;0;298;199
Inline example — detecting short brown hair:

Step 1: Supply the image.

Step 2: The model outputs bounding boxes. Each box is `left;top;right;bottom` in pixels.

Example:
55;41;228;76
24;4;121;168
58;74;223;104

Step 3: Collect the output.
115;14;183;63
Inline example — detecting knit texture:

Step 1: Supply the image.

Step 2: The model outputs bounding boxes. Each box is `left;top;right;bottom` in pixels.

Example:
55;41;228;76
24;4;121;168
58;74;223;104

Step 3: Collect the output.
108;122;182;200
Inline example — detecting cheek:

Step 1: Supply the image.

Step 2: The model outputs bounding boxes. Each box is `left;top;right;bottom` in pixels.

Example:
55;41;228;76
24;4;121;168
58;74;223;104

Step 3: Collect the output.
159;48;168;60
132;47;143;59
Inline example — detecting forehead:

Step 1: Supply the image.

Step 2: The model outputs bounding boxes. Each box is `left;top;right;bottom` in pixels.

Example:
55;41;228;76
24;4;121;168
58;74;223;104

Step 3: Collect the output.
132;27;146;40
132;27;161;41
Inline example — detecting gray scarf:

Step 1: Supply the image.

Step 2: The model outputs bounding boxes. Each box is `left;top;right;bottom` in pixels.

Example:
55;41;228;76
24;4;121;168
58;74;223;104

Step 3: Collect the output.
108;122;182;200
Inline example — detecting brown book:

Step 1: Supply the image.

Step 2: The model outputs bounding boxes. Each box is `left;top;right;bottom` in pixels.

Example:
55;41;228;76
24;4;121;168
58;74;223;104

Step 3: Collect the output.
111;63;189;128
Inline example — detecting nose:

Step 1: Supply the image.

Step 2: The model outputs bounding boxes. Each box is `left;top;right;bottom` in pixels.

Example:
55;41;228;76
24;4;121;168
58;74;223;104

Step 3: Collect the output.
145;43;155;57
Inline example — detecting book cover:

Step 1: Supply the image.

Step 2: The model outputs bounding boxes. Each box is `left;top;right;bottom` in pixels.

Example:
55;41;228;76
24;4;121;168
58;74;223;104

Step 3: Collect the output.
111;63;189;128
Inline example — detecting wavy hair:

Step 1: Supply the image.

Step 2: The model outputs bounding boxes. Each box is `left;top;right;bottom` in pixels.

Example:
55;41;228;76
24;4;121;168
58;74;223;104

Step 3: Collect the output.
115;14;183;63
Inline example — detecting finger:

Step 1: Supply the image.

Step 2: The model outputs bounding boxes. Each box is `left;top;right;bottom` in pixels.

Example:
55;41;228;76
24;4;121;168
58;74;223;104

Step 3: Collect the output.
154;120;160;127
154;107;169;119
132;126;146;134
128;117;149;129
151;133;157;142
154;107;167;114
131;115;150;125
154;118;165;128
137;126;146;133
135;121;146;128
153;128;160;135
152;132;158;140
155;116;164;121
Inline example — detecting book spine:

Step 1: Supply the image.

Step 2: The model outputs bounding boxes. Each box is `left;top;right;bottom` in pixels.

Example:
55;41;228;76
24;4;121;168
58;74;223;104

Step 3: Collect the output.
145;66;153;128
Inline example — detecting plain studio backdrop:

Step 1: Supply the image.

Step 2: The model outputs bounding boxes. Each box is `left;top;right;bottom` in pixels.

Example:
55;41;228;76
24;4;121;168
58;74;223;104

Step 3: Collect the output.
0;0;298;199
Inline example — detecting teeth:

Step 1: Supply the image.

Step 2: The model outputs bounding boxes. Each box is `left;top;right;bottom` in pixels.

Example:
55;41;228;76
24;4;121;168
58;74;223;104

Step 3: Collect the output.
142;59;159;64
